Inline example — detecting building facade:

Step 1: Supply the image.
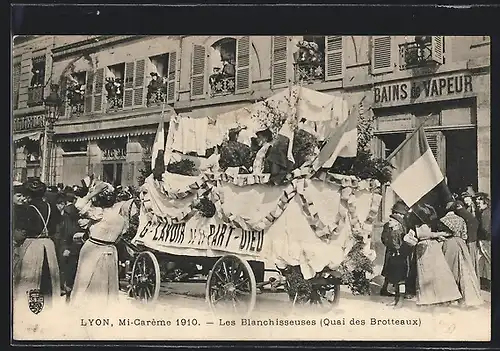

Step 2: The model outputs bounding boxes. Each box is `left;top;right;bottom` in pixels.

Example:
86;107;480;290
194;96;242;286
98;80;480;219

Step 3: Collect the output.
12;35;490;220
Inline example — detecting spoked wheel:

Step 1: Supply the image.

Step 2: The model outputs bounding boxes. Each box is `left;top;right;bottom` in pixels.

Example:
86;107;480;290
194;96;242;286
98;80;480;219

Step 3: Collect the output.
206;255;257;317
309;282;341;312
130;251;161;303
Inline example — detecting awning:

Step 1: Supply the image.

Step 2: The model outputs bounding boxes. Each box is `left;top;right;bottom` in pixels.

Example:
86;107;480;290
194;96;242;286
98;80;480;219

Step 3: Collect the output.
56;127;156;143
13;131;42;143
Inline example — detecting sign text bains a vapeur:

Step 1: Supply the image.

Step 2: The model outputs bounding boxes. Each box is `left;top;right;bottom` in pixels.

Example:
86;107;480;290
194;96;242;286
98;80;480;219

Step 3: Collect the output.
373;73;473;106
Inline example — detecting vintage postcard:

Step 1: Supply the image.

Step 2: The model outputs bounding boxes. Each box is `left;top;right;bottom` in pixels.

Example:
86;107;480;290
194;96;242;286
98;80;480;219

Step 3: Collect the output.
12;34;491;342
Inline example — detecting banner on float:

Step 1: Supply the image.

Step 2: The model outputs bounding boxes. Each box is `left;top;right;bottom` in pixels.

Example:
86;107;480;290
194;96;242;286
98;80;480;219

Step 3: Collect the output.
131;214;268;258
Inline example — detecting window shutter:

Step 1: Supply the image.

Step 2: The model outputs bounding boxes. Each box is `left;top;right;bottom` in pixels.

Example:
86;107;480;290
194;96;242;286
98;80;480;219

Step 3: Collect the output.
271;36;288;89
123;61;135;108
426;130;446;175
371;36;393;74
93;67;105;112
325;36;344;81
84;71;94;113
235;36;251;94
13;62;22;110
58;76;68;116
166;51;177;104
431;36;444;64
133;59;147;107
191;44;207;99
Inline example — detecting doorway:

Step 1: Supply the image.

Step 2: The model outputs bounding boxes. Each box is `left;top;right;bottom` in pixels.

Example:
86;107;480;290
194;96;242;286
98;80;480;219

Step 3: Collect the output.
444;128;477;195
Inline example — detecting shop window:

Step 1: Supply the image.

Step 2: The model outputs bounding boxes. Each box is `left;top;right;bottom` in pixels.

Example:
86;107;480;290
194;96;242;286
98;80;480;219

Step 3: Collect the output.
380;133;406;159
209;38;237;97
293;36;344;84
24;139;41;165
61;141;87;153
66;71;87;116
398;36;445;70
28;56;46;107
105;63;125;111
102;162;123;186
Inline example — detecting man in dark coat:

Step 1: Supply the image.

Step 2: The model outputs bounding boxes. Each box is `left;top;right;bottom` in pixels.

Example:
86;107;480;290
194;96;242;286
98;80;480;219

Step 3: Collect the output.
13;182;28;284
55;190;83;297
475;192;491;290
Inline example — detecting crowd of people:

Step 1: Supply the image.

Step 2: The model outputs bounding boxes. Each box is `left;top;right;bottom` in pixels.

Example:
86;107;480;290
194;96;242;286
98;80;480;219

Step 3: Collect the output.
380;189;492;309
12;177;140;309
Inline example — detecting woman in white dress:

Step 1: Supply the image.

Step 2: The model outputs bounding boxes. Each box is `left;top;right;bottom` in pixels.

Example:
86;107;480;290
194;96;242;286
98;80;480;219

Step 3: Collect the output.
406;204;462;307
70;182;127;307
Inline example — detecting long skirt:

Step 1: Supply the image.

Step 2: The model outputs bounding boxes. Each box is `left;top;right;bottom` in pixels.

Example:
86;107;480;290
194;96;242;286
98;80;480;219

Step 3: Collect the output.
467;241;480;284
14;238;61;307
478;240;491;281
70;240;119;308
415;240;462;306
442;237;483;307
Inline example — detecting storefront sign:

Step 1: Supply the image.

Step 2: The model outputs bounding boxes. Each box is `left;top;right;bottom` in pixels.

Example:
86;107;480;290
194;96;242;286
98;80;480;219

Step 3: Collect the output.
102;147;127;160
373;74;473;107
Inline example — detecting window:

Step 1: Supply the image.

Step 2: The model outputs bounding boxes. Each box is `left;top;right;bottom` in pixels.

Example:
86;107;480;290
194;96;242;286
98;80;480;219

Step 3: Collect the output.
105;63;125;111
30;56;46;87
66;71;87;115
209;38;237;97
398;36;445;70
24;139;41;165
191;36;251;100
147;53;177;107
293;36;344;84
28;56;46;107
13;62;21;110
371;36;393;75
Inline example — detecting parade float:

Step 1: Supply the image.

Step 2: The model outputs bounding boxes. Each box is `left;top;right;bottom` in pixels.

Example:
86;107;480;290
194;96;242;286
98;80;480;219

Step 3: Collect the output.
125;85;391;316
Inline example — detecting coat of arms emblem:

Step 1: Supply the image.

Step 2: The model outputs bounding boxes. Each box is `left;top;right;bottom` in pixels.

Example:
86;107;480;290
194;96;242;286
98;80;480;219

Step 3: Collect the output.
27;289;44;314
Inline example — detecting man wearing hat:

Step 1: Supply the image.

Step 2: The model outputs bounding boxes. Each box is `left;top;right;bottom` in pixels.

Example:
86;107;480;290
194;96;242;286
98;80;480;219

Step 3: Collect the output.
13;181;28;283
54;188;83;297
14;177;61;306
475;192;491;290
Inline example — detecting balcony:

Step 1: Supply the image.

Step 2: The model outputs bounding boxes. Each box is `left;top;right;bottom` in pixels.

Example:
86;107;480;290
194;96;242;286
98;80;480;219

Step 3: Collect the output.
209;74;235;97
27;86;44;107
146;87;166;107
13;115;45;132
398;38;443;70
294;61;325;84
67;86;85;116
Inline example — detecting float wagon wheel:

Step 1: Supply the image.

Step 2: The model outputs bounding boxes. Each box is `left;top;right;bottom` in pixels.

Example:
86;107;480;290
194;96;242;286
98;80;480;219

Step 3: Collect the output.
309;281;341;312
130;251;161;303
206;255;257;317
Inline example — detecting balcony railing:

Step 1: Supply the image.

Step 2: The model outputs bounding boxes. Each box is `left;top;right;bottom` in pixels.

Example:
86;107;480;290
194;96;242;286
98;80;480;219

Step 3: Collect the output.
106;95;124;112
27;86;44;107
146;87;166;107
294;61;325;84
13;115;45;132
399;40;436;70
209;74;235;97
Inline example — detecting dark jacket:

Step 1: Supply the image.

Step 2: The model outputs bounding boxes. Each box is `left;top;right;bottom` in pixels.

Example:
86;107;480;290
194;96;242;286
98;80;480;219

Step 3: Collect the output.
13;204;28;246
55;204;82;252
478;207;491;241
455;207;479;243
23;198;61;239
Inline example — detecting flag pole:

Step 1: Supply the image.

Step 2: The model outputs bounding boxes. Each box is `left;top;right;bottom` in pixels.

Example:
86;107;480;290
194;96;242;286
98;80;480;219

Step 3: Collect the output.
385;113;434;163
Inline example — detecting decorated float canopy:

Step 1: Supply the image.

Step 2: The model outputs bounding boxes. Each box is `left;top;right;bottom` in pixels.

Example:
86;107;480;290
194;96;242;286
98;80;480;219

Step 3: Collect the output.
132;85;382;294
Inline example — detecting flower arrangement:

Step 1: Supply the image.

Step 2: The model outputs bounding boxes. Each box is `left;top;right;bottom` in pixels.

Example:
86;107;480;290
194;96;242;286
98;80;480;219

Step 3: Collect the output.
192;197;217;218
166;159;198;176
